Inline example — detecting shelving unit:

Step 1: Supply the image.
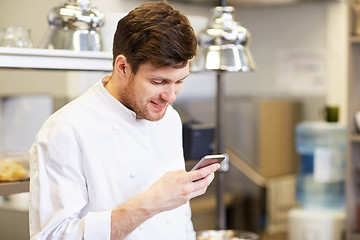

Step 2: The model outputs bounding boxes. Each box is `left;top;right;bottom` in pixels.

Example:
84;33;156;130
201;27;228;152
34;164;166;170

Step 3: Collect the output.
0;47;112;71
347;1;360;239
0;181;29;196
0;47;113;196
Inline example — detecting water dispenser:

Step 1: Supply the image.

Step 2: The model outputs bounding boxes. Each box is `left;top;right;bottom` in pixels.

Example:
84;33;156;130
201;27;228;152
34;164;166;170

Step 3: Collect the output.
295;121;346;210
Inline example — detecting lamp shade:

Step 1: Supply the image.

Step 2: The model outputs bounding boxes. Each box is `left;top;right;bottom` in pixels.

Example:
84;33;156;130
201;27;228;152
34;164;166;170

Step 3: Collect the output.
191;6;256;72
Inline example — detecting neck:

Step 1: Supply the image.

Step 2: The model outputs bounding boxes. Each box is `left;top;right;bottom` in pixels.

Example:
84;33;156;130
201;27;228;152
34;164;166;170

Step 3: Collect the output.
104;74;122;102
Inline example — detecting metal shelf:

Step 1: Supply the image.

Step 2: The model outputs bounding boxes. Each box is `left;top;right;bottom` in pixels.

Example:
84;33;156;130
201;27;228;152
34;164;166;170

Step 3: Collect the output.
0;48;112;196
348;1;360;238
0;47;113;71
0;180;29;196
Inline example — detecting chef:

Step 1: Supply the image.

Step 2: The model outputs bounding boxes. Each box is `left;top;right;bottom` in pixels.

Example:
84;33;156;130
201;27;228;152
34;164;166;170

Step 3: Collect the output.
29;1;220;240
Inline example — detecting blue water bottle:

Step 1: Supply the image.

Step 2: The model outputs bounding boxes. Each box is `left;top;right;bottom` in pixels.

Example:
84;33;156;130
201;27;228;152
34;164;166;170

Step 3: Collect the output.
295;121;346;210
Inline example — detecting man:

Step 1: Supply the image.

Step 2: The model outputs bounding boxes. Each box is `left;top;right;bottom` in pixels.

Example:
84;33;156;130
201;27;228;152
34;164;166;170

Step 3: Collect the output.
29;1;220;240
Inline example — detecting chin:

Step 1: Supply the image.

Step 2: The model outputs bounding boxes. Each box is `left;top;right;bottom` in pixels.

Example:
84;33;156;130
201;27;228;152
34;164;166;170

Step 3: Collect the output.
136;111;165;122
147;113;165;122
136;105;168;121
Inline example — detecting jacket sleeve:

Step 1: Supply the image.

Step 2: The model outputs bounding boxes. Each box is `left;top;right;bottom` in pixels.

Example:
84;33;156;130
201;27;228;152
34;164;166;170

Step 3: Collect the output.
29;118;111;240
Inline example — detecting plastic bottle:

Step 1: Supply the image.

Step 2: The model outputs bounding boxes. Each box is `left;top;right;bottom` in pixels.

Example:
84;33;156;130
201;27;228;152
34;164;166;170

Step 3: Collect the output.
295;121;346;210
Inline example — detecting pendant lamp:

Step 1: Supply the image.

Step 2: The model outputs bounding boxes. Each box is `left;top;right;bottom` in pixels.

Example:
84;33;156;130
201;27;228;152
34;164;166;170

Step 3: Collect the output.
191;0;256;230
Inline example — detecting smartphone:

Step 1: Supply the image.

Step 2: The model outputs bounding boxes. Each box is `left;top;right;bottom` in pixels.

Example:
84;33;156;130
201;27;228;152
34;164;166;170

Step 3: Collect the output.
190;154;226;171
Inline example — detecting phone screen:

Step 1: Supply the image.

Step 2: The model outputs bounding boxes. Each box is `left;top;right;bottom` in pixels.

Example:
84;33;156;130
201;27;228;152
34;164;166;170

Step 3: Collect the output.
191;154;225;171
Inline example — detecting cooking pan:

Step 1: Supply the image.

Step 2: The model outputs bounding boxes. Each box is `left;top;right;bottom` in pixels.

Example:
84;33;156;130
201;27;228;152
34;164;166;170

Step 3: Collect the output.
196;230;259;240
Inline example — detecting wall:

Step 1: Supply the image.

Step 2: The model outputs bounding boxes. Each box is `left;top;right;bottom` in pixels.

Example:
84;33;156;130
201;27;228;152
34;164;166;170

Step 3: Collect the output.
99;1;347;121
0;1;347;121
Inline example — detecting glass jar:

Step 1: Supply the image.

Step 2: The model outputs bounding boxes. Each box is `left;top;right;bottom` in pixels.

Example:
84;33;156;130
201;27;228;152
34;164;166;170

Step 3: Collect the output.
0;27;33;48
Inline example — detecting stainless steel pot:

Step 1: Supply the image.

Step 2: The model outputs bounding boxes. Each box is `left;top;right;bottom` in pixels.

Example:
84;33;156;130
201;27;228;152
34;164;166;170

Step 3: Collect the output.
196;230;259;240
39;0;105;51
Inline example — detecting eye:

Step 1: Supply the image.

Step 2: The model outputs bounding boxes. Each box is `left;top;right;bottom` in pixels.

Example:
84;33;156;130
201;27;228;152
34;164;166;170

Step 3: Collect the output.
152;79;170;85
152;80;163;85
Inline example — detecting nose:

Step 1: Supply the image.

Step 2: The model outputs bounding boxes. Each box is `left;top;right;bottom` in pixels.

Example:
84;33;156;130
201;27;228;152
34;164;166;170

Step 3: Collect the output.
160;84;177;103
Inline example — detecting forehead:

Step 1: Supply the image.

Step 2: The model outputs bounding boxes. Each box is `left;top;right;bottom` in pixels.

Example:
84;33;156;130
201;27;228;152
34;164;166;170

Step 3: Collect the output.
135;62;190;81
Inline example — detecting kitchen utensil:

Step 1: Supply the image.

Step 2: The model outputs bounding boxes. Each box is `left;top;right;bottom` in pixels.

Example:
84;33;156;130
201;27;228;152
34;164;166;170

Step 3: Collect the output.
39;0;105;51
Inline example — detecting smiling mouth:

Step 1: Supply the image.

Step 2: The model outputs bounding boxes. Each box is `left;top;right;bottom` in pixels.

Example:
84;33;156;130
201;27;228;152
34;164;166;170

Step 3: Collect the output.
151;101;168;110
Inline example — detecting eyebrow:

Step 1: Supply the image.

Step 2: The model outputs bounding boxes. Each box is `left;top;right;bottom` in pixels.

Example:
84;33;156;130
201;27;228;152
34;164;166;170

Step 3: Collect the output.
148;73;190;82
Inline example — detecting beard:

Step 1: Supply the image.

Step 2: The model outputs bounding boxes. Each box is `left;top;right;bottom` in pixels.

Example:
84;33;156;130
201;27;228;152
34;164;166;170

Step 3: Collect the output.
119;79;168;122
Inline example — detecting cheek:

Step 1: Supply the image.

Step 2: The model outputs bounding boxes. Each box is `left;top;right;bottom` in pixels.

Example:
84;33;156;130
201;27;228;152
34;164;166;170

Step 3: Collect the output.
141;83;160;98
175;84;183;94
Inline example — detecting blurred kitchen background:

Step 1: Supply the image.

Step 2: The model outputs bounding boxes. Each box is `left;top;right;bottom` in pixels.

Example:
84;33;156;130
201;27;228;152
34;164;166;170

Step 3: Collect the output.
0;0;350;239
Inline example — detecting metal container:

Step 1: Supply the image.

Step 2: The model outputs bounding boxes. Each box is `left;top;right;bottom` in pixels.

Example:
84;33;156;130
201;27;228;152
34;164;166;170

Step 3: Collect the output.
39;0;105;51
196;230;259;240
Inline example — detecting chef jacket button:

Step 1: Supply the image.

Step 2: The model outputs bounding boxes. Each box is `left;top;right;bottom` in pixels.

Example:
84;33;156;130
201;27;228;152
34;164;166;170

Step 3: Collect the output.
129;173;135;179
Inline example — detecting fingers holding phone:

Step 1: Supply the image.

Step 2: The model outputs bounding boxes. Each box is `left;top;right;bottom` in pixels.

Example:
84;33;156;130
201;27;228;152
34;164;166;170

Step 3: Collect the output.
186;163;219;199
142;155;223;213
189;154;225;182
190;154;226;171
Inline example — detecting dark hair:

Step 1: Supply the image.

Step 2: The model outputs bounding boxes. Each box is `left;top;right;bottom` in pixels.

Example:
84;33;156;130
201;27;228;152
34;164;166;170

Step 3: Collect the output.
112;1;197;74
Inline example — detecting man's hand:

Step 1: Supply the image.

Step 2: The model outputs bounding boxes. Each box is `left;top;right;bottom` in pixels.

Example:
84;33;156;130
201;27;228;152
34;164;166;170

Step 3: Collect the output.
144;163;220;214
111;163;220;240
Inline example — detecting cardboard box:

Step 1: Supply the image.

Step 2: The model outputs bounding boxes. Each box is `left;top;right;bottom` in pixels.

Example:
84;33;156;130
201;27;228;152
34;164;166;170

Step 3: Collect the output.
226;98;301;178
257;99;301;177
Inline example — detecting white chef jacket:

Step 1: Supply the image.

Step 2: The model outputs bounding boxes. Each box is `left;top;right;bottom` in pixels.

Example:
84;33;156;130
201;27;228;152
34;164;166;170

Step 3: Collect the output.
29;77;196;240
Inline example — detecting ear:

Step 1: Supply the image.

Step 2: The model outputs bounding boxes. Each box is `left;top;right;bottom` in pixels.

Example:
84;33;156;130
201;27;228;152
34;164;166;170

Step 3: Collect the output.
114;55;131;79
